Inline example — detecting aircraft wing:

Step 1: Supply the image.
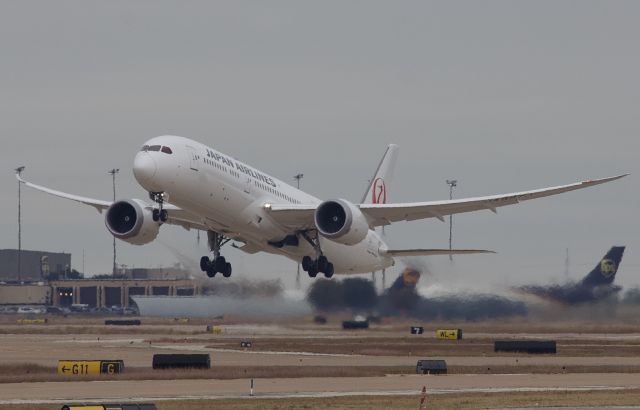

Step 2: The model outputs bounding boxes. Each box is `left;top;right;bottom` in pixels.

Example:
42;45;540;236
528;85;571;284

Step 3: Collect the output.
16;173;111;212
267;174;627;230
359;174;627;227
383;249;495;257
16;173;207;231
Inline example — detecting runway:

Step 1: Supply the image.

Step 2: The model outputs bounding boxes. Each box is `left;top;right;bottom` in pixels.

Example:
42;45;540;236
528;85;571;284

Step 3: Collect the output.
0;373;639;404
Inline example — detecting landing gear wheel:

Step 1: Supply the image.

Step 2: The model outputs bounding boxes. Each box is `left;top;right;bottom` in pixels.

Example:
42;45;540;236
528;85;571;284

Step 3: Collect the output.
150;192;167;223
200;256;210;272
302;256;313;271
317;255;329;273
323;263;334;278
222;262;232;278
308;267;318;278
201;231;233;279
214;256;227;272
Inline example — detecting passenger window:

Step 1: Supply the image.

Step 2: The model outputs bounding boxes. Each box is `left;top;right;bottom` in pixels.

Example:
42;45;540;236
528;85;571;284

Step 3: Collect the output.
161;146;173;154
148;145;161;152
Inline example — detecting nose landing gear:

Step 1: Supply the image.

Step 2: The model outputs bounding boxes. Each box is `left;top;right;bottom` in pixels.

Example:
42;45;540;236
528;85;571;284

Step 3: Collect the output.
200;231;232;278
149;192;168;222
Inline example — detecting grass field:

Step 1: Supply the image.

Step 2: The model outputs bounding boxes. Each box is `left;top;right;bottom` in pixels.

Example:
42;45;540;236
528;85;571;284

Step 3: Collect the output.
4;315;640;333
3;389;640;410
3;316;640;407
3;362;640;384
202;336;640;357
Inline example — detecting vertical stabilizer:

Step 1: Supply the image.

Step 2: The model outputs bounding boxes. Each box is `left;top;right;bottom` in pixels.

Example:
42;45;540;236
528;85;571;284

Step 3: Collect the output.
581;246;625;287
389;268;421;291
361;144;399;204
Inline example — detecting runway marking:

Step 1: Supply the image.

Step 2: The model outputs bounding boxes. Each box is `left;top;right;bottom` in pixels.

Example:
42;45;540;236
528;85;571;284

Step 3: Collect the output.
154;344;360;357
0;385;632;405
207;347;360;357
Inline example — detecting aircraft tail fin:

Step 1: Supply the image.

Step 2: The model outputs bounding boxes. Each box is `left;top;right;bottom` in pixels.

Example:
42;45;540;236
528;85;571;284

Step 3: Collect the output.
581;246;625;287
360;144;399;204
388;268;421;291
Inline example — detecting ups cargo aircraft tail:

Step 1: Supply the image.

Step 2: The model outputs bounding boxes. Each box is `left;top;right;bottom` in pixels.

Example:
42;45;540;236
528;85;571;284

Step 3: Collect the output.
516;246;626;305
388;268;421;291
16;135;627;279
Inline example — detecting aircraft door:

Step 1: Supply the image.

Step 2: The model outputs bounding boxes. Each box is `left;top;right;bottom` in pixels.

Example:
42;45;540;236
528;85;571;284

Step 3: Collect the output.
186;146;199;171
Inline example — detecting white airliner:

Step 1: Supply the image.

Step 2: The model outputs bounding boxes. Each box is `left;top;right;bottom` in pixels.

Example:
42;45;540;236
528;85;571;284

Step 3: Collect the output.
17;135;626;279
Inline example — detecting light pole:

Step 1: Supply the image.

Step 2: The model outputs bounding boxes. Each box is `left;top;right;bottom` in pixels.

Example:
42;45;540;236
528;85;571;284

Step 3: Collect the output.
15;166;25;281
108;169;119;276
446;179;457;261
293;173;304;288
293;173;304;190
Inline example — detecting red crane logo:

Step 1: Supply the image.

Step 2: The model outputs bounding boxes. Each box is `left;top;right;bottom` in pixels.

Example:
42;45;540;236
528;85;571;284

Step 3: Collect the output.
372;178;387;204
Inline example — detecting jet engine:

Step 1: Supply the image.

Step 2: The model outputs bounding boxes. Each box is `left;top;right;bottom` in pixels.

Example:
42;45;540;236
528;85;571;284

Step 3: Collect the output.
314;199;369;246
105;199;160;245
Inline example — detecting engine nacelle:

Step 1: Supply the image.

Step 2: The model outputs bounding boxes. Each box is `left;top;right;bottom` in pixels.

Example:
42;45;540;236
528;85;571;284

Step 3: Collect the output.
314;199;369;246
105;199;160;245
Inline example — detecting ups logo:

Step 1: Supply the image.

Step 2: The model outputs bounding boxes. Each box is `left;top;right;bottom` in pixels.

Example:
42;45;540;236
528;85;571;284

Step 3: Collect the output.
402;269;420;287
600;259;617;277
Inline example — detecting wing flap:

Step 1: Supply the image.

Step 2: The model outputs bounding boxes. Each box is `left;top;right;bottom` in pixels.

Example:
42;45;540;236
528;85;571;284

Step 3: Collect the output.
265;204;317;230
384;248;495;257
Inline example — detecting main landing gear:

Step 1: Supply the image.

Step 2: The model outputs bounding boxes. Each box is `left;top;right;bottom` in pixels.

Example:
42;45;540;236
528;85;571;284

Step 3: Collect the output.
200;231;232;278
302;255;334;279
300;231;334;279
149;192;168;223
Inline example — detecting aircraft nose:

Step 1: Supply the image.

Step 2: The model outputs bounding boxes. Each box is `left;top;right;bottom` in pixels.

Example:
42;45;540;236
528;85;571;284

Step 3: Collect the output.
133;152;157;187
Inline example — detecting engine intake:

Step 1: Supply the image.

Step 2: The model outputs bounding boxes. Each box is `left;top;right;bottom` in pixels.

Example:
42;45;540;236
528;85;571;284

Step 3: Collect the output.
105;199;160;245
314;199;369;246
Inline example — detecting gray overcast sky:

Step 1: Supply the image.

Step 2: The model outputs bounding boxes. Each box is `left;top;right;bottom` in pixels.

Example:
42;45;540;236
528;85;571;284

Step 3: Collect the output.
1;1;638;291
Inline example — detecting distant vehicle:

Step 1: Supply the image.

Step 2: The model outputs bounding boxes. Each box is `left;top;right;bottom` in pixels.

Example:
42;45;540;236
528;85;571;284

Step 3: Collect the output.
342;314;369;329
69;304;90;313
18;136;624;280
17;306;45;314
123;307;139;316
91;307;112;315
313;315;327;324
46;306;68;315
516;246;626;305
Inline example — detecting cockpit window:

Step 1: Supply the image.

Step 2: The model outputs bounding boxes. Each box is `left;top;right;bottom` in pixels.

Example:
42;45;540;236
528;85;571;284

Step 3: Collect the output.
148;145;161;152
140;145;149;152
161;146;173;154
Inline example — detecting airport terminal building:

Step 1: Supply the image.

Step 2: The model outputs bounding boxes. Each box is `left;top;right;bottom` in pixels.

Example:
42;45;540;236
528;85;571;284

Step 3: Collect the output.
0;249;71;282
0;249;201;308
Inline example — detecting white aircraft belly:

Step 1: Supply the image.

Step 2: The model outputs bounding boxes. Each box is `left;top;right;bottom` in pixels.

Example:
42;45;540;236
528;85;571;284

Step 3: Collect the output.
319;233;391;274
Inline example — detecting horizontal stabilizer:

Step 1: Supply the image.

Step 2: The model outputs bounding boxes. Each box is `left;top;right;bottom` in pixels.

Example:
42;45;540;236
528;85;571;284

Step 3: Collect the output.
383;248;495;257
